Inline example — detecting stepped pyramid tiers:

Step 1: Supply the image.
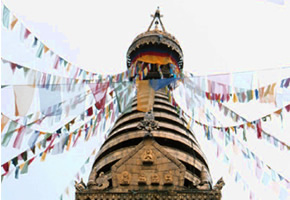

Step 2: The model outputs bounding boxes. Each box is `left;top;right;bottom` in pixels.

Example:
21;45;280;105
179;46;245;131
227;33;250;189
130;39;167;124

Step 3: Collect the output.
75;8;224;200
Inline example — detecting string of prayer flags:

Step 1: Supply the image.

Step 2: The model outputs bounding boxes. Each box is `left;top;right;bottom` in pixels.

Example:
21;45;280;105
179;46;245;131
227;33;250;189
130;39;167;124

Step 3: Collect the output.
1;95;120;181
89;82;109;110
188;111;289;200
184;74;289;105
168;86;290;151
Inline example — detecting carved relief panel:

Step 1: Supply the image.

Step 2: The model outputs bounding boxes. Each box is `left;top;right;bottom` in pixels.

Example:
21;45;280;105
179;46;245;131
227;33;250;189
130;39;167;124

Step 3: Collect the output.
111;138;186;192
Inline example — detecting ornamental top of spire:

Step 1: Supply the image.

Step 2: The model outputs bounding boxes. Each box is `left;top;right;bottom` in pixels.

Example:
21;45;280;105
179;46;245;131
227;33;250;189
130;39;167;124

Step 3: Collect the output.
126;7;184;69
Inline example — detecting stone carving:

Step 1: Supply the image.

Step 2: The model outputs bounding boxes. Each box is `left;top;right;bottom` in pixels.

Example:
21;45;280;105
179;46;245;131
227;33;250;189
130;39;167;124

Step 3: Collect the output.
164;171;173;185
75;178;87;192
138;174;147;185
137;111;159;136
197;167;211;190
95;172;110;190
87;166;97;187
119;171;131;185
213;177;225;190
151;173;160;185
142;149;154;164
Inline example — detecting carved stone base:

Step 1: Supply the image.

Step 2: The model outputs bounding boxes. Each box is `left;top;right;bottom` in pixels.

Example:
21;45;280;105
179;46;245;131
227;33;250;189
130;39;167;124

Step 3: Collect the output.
76;190;222;200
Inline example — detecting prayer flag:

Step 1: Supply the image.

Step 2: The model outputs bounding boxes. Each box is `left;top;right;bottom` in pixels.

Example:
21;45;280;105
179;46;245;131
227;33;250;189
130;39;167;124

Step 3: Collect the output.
40;151;47;162
1;114;9;132
89;82;109;110
43;45;49;53
10;15;18;30
2;5;10;28
14;85;35;116
12;157;18;167
24;29;31;39
2;162;10;175
149;77;176;91
12;126;26;149
36;43;44;58
20;161;29;174
233;93;238;103
256;120;262;139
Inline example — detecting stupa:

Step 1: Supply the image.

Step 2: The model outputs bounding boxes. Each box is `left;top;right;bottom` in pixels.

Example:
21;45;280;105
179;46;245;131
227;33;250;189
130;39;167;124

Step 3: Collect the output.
75;8;224;200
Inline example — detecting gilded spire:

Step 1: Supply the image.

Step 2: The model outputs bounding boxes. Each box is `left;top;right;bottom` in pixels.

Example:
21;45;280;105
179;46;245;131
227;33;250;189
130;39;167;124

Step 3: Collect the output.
147;7;166;32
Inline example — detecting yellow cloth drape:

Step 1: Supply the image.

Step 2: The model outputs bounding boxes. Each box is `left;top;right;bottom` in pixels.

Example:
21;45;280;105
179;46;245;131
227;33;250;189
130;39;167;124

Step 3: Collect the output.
137;55;175;66
136;80;155;112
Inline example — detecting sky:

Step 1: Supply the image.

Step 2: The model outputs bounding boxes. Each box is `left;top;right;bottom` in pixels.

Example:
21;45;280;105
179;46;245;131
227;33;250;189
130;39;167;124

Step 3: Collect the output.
1;0;290;200
3;0;290;75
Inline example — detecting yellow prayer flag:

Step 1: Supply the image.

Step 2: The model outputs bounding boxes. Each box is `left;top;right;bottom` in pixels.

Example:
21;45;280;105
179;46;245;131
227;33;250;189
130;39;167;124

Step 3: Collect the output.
40;151;47;162
10;16;18;30
186;117;192;130
19;162;25;170
66;133;72;151
65;123;70;131
105;106;109;120
136;80;155;112
43;45;49;53
1;114;9;132
66;63;72;72
230;126;235;132
246;122;254;129
232;93;238;103
37;142;42;149
274;109;282;115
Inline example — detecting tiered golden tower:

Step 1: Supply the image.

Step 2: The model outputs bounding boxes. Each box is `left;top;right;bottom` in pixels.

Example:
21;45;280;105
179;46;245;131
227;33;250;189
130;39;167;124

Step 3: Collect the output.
75;8;224;200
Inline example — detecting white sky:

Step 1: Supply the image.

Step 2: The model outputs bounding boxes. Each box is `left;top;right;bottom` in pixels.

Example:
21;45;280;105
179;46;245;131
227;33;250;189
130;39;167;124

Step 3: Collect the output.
1;0;290;200
3;0;290;75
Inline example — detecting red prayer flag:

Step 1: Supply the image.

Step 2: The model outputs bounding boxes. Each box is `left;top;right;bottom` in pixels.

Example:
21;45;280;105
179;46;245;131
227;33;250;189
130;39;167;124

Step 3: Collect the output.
89;82;109;110
13;126;26;149
54;56;60;69
226;94;230;102
256;120;262;139
87;106;93;116
24;29;31;39
2;162;10;175
10;62;17;73
28;157;36;165
286;104;290;112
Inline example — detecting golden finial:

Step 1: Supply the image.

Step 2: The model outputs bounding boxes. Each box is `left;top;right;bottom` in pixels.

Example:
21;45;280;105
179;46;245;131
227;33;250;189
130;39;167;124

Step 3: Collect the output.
147;7;165;32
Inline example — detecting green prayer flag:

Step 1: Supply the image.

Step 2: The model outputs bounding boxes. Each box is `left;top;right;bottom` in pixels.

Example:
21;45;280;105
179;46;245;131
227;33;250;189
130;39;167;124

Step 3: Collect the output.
63;60;68;67
246;90;253;101
20;161;29;174
243;126;247;141
2;5;10;28
2;121;18;146
23;67;30;77
36;43;44;58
